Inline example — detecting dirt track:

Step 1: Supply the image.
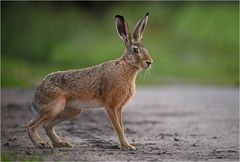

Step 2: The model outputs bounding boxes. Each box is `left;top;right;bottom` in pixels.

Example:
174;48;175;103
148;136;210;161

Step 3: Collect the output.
1;86;239;161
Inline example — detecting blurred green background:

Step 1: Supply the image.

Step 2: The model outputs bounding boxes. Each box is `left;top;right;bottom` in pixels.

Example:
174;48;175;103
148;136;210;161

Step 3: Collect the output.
1;1;239;87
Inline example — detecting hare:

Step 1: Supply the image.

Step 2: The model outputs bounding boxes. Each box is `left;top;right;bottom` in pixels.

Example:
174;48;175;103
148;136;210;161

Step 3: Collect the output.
27;13;153;150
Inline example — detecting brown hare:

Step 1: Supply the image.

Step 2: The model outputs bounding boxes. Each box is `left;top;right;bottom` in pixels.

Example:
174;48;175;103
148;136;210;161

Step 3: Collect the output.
27;13;153;150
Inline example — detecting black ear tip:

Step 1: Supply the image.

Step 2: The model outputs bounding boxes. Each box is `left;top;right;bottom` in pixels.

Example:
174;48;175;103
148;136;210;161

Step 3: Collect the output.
115;15;124;19
145;12;149;16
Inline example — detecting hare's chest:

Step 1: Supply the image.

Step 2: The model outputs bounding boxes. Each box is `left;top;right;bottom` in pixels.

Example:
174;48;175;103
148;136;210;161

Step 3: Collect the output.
66;99;102;109
116;84;135;100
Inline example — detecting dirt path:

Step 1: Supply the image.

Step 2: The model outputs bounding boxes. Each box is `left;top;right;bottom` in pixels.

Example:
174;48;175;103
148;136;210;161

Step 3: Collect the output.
1;86;239;161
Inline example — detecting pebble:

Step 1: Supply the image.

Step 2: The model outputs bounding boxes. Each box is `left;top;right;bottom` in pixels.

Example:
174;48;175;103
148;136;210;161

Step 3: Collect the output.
3;142;10;146
157;151;167;155
174;137;181;141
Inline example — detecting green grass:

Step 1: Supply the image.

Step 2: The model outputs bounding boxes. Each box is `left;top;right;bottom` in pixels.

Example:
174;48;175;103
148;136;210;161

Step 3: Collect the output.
1;57;58;87
2;56;238;88
1;2;239;87
1;151;43;162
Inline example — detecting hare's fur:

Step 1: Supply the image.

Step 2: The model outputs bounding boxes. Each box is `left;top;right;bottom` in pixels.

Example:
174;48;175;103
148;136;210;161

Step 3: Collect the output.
27;13;153;150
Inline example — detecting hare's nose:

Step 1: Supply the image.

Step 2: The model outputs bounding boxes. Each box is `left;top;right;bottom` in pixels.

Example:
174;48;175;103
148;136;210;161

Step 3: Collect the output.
146;61;152;66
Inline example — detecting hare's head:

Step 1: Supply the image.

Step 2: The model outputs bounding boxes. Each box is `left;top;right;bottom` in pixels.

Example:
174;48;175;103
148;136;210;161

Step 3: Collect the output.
116;13;153;69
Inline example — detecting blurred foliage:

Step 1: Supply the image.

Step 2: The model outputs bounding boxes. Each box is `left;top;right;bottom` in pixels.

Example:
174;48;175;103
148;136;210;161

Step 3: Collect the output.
1;1;239;87
1;151;43;161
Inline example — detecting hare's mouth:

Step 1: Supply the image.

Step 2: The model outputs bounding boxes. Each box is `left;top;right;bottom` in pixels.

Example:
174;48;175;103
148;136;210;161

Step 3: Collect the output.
144;64;151;69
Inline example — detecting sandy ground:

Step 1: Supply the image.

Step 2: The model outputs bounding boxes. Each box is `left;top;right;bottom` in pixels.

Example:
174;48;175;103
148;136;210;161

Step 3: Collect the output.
1;86;239;161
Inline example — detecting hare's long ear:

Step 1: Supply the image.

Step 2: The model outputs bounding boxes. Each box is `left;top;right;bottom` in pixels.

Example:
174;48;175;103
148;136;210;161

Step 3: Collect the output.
133;13;149;42
115;15;132;47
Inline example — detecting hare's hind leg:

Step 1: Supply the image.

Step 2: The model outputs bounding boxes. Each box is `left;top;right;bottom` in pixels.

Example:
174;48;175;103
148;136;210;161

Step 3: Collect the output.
27;98;66;148
44;107;83;147
27;111;53;148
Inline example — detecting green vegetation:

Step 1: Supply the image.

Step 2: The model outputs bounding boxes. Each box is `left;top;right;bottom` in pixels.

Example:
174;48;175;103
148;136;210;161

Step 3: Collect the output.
1;151;43;161
1;2;239;87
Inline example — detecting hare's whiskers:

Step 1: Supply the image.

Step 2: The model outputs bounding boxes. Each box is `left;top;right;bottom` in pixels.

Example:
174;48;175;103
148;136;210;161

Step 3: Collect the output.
143;70;147;83
149;68;152;78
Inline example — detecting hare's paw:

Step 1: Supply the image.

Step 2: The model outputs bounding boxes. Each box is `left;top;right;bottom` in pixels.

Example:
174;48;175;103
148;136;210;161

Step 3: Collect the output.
121;143;136;150
35;141;53;149
53;141;72;147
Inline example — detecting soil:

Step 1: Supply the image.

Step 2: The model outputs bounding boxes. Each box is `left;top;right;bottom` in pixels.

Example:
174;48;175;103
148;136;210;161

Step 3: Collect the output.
1;86;239;161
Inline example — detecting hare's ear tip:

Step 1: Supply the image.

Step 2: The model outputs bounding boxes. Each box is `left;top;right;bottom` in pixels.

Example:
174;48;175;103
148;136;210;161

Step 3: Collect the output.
145;12;149;16
115;15;125;22
115;15;123;19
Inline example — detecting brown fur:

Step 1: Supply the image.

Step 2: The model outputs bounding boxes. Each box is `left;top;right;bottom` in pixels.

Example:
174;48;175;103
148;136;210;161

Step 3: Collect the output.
27;13;153;150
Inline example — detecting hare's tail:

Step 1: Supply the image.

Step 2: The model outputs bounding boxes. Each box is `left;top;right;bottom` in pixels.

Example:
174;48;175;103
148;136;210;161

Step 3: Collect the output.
30;103;39;122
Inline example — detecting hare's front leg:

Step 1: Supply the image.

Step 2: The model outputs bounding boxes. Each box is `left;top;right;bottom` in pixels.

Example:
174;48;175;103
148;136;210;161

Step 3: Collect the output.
117;108;124;131
44;107;83;147
106;108;135;150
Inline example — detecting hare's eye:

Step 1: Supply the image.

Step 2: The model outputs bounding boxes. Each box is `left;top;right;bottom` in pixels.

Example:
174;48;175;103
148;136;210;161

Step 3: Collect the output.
133;47;139;53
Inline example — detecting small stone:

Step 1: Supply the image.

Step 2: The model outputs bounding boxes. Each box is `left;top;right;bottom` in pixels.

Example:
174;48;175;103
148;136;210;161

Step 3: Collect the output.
191;144;197;147
174;137;181;141
157;150;167;155
3;142;10;146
